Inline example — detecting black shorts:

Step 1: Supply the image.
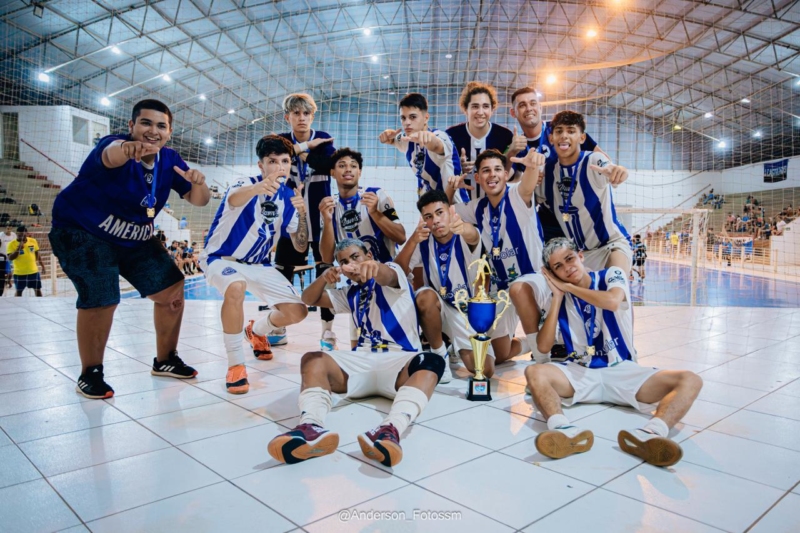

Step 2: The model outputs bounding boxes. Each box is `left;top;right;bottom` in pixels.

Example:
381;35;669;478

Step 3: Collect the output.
634;259;646;267
537;205;566;243
14;273;41;291
273;236;308;267
50;226;185;309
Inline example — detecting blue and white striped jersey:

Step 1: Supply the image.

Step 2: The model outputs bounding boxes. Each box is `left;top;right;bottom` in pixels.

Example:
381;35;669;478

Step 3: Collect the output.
331;187;400;263
327;262;420;353
202;176;298;266
398;128;462;199
454;183;544;291
551;267;635;367
538;151;631;251
408;234;481;307
446;122;513;202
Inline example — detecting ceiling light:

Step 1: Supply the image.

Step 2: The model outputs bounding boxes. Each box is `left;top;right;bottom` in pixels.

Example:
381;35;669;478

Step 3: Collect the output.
199;94;206;101
37;72;50;83
382;75;389;79
673;125;682;130
545;74;556;85
753;131;762;138
363;28;372;36
445;54;453;59
536;92;543;98
741;98;750;103
33;4;44;18
795;79;800;86
718;141;726;148
100;97;111;106
371;55;378;62
162;74;171;82
586;29;597;38
228;109;235;114
111;46;121;54
204;138;214;145
704;112;713;118
389;91;395;95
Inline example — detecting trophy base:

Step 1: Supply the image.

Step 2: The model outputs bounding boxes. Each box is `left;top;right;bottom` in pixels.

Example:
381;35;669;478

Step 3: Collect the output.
466;377;492;401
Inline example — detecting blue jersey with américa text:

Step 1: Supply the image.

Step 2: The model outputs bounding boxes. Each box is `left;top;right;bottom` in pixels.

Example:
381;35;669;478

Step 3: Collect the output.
52;134;192;247
201;176;298;266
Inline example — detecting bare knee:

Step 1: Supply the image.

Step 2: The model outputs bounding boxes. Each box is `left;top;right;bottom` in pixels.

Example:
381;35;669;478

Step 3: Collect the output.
508;281;530;303
224;282;246;305
525;364;550;384
415;290;440;313
300;351;328;371
280;303;308;324
680;371;703;394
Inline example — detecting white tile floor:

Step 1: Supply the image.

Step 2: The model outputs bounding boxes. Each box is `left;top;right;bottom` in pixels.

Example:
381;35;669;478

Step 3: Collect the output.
1;299;800;532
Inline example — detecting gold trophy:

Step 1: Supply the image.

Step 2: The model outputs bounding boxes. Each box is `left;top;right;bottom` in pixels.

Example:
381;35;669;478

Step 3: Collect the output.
454;255;511;401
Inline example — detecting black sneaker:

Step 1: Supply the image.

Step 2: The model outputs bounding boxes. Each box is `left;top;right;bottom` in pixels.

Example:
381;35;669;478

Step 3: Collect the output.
151;351;198;379
76;364;114;399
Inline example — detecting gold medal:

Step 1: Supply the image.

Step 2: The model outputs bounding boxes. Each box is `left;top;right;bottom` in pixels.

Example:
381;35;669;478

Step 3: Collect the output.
147;207;155;218
492;247;501;258
586;346;596;356
562;213;571;222
439;286;447;297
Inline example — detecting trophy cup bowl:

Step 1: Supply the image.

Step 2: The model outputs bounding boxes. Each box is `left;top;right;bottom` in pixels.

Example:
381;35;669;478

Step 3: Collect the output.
454;255;511;402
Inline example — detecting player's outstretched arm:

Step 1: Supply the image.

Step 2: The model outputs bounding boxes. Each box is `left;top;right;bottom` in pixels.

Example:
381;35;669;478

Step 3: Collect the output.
509;150;546;206
318;196;336;264
228;171;281;207
361;192;406;245
302;266;339;308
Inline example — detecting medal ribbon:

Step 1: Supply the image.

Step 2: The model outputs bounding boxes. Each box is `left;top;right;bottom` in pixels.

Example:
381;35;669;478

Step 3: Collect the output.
488;188;508;254
349;279;375;349
571;274;599;358
145;152;160;214
434;235;456;299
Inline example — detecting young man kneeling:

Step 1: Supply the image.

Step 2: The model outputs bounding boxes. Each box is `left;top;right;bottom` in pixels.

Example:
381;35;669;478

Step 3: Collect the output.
267;238;442;468
525;237;703;467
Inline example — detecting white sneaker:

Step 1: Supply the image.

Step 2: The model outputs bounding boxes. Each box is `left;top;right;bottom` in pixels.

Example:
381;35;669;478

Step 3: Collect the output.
439;361;453;384
320;330;337;351
447;344;459;365
267;327;287;346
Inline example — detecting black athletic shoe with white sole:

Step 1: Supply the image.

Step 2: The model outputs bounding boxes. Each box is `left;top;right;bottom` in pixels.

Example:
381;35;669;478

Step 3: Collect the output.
151;351;198;379
76;364;114;399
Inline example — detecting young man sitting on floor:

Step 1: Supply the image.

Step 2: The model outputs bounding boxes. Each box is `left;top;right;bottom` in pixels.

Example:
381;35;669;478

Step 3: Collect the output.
525;237;703;467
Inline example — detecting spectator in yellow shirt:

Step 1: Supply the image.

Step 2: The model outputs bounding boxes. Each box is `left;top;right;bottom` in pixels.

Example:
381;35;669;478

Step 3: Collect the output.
7;225;46;297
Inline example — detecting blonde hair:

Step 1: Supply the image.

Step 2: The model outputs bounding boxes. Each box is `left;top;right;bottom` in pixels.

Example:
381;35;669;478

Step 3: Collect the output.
282;93;317;114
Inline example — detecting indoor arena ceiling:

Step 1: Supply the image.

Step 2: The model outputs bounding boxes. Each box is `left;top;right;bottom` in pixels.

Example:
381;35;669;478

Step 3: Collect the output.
1;0;799;168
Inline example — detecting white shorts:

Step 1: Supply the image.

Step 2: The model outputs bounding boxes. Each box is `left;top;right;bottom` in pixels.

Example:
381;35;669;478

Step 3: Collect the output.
549;360;659;411
582;240;633;272
416;287;475;353
204;259;303;307
327;349;418;399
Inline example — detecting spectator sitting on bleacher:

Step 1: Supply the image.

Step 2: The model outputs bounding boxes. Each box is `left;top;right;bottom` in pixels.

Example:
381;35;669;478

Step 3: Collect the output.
713;194;724;209
775;217;788;236
702;189;714;205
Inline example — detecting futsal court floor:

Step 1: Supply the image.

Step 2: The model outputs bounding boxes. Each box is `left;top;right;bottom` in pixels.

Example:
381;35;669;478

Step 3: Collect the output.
1;289;800;531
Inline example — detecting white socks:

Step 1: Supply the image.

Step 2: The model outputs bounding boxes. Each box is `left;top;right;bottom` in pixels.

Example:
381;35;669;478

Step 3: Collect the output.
298;387;333;427
526;333;550;364
321;319;334;334
430;344;447;358
547;413;570;431
252;312;277;336
640;417;669;438
224;332;245;368
382;386;429;435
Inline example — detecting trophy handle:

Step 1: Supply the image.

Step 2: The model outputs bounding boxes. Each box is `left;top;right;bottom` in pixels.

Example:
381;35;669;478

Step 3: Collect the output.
491;289;511;332
453;288;470;330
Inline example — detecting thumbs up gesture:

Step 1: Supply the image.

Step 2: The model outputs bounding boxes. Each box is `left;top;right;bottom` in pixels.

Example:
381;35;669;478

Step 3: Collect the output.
508;125;527;155
460;147;475;174
449;205;465;235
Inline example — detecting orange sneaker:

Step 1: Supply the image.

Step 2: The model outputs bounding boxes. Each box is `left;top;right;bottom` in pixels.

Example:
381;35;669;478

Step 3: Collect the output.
245;320;273;360
226;364;249;394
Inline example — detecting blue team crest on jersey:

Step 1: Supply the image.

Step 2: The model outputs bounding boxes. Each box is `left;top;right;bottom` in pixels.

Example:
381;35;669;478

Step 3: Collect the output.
221;267;237;276
260;201;279;223
507;264;519;281
144;170;154;184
